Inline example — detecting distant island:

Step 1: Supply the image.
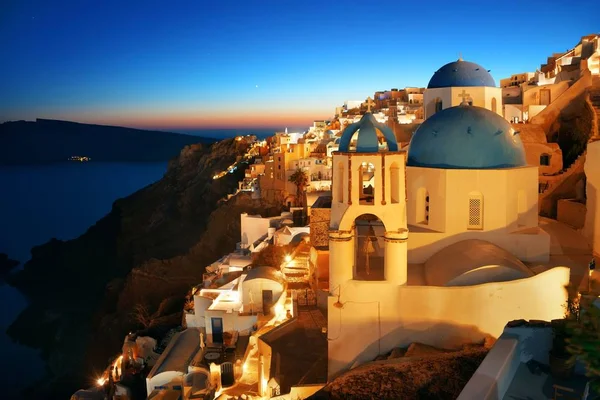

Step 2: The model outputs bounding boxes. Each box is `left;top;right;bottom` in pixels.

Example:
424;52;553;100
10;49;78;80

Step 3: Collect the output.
0;119;216;165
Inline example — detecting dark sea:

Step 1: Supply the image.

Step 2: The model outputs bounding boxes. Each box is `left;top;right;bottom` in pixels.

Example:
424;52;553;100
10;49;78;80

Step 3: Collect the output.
0;161;169;399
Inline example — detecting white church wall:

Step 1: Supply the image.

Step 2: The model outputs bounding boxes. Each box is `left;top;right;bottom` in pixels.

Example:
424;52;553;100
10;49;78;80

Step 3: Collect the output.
583;140;600;256
408;229;550;263
327;266;569;378
423;88;453;119
406;166;548;262
407;167;539;234
504;167;539;231
450;87;502;116
406;167;447;232
424;87;502;119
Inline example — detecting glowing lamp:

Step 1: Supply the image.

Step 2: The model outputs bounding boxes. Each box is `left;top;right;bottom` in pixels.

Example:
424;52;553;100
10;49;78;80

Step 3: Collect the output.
333;300;344;309
97;377;106;386
284;255;292;263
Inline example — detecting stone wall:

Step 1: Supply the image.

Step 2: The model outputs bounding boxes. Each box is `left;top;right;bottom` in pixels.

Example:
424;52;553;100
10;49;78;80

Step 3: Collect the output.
310;208;331;248
557;199;587;229
583;140;600;256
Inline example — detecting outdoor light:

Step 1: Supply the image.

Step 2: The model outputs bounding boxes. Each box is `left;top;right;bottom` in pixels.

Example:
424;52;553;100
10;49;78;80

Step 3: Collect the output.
97;377;106;386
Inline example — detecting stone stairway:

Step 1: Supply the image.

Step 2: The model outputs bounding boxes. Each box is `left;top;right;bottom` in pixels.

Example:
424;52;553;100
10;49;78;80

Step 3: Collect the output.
540;151;587;194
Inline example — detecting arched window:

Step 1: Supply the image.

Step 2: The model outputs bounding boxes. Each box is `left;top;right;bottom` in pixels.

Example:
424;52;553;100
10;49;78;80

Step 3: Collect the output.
390;162;400;204
354;214;385;281
540;153;550;166
416;187;429;225
517;190;527;227
467;192;484;230
359;162;375;205
337;162;344;203
491;98;497;113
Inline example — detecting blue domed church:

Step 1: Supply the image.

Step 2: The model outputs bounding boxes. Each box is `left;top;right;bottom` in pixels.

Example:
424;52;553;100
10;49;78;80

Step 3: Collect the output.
326;87;564;379
423;58;503;119
404;97;551;263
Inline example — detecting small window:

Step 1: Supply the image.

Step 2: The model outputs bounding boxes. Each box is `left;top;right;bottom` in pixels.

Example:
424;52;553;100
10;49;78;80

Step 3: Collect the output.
467;193;483;230
416;187;429;224
540;154;550;166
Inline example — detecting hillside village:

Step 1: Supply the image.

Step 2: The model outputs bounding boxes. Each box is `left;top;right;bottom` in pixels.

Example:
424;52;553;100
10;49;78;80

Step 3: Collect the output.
72;33;600;400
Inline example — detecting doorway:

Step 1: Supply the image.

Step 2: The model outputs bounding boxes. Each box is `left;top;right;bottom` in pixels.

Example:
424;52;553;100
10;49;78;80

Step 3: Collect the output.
540;89;551;105
211;317;223;344
262;290;273;315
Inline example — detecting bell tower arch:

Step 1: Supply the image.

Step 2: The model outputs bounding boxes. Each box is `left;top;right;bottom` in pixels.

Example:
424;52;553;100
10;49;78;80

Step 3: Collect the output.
329;110;408;291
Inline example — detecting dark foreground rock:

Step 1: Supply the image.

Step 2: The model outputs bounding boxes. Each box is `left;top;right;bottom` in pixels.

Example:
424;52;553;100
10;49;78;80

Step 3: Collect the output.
0;253;19;273
311;347;488;400
6;137;281;398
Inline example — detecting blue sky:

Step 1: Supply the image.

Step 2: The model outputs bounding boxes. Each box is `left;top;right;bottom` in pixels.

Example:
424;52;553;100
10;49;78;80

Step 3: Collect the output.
1;0;598;130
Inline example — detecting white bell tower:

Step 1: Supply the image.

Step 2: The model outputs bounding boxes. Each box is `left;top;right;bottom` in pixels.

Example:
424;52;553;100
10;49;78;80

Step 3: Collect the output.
329;103;409;292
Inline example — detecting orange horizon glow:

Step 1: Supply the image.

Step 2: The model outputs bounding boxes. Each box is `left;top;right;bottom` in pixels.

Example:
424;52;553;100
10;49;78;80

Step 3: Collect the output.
30;108;334;131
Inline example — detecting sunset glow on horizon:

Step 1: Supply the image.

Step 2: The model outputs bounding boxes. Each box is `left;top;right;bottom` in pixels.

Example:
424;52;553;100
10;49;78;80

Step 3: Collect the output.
1;0;599;132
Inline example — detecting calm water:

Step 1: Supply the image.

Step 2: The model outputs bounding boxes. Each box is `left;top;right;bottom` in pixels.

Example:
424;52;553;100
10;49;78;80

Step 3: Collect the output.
0;162;168;398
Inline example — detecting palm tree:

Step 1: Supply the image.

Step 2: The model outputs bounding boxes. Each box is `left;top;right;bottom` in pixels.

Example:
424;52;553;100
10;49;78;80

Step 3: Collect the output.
288;167;309;207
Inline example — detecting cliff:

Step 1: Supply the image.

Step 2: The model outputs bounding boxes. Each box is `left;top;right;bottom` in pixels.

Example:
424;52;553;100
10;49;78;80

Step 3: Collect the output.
6;137;282;398
0;119;214;165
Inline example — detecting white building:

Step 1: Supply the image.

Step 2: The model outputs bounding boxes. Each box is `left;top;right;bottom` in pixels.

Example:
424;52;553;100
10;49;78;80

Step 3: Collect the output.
326;98;569;378
187;267;286;343
405;104;549;263
344;100;363;110
146;328;215;399
423;58;502;119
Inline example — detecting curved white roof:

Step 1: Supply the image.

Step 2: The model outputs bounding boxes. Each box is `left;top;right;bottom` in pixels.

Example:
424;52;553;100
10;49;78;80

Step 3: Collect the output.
424;239;533;287
245;266;285;284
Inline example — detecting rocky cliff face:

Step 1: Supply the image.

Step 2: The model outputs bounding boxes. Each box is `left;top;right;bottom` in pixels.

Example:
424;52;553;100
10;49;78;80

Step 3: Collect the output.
7;137;281;398
0;119;213;165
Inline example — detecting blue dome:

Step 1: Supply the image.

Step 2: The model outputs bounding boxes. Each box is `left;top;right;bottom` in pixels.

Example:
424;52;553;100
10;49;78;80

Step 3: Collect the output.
407;104;526;169
338;113;398;152
427;59;496;89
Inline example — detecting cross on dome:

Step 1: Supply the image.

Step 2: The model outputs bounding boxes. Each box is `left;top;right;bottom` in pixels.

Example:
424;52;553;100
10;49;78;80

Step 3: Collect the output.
364;97;375;113
458;89;471;105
